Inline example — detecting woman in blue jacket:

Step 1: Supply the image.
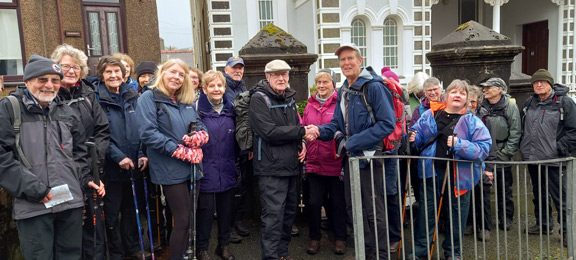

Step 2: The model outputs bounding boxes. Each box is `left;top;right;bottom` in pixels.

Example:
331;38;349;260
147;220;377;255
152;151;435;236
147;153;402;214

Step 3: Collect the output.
137;59;208;260
194;70;237;260
408;79;491;260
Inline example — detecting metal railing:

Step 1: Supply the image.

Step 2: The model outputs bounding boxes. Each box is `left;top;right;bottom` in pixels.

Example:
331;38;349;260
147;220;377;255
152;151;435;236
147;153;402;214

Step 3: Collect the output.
348;155;576;260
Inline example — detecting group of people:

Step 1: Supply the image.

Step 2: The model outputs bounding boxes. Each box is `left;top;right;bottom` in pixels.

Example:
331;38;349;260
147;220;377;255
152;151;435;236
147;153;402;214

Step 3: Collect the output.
1;40;575;260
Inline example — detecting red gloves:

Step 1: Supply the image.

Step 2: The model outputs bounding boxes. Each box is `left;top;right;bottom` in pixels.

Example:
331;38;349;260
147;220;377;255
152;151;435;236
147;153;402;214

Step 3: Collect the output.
171;144;203;163
181;130;209;148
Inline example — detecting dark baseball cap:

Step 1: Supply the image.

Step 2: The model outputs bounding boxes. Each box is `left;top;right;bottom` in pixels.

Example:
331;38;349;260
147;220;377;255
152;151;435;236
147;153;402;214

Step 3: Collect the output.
226;56;245;67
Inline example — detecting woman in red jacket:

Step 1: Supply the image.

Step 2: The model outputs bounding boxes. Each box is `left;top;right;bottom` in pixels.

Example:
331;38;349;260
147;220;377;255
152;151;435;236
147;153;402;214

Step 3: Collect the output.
302;69;346;255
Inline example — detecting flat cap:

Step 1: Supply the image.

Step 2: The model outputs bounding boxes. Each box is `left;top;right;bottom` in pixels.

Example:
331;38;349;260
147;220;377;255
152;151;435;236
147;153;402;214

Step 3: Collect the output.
265;59;291;73
480;77;507;92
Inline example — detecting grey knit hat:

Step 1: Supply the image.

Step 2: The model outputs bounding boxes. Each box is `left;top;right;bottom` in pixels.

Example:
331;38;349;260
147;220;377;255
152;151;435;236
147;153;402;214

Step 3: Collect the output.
24;55;63;81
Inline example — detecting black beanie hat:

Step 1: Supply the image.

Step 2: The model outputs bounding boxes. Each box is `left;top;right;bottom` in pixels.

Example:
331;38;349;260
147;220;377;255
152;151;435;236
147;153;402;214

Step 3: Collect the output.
531;69;554;86
136;61;157;80
24;55;63;81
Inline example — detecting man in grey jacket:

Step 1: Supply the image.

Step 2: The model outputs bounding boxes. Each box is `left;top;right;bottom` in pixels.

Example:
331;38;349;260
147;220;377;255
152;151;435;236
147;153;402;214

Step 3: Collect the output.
0;55;105;259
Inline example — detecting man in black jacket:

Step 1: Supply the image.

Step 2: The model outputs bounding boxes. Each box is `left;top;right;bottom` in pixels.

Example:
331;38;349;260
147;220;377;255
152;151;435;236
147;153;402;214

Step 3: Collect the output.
248;59;313;260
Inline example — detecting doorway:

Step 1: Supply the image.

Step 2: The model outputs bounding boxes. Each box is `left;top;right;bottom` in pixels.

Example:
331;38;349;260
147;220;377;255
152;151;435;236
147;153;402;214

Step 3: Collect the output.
522;20;548;75
82;4;125;75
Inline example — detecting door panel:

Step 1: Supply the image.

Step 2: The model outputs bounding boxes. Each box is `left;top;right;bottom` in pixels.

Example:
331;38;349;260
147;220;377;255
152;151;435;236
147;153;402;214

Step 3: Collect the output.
83;6;124;75
522;21;548;75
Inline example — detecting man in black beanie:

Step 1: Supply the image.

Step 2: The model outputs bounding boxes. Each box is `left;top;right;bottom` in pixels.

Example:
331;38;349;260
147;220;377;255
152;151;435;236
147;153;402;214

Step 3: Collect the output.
520;68;576;247
0;54;105;259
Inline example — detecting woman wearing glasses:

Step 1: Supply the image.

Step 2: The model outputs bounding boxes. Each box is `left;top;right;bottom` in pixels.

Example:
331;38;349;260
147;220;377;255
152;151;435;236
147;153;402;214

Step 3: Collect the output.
410;77;444;128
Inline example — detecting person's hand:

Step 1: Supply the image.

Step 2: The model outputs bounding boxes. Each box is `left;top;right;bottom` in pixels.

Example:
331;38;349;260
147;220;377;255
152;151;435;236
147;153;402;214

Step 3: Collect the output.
304;125;319;141
408;131;417;143
88;180;106;197
447;135;459;148
138;157;148;170
484;170;494;181
298;142;306;162
182;130;209;148
39;192;52;203
172;144;203;163
119;157;135;170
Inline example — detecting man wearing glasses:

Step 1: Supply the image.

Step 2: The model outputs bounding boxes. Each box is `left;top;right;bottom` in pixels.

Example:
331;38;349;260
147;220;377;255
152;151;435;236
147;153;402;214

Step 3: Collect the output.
0;54;105;259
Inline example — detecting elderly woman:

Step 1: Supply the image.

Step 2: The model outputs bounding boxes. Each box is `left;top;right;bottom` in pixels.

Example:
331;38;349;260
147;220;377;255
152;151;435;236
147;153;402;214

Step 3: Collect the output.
408;79;491;260
137;59;208;260
51;43;110;260
112;53;139;91
193;70;237;260
410;76;443;128
407;72;430;116
302;69;346;255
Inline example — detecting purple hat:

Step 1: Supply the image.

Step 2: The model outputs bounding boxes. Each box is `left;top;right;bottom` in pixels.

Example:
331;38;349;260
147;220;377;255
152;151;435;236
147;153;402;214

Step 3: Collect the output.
381;67;399;82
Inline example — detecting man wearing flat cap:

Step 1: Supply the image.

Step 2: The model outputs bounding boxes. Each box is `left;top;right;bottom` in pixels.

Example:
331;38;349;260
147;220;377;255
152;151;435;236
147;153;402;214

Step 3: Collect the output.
474;77;522;240
520;69;576;246
0;54;105;259
248;59;312;260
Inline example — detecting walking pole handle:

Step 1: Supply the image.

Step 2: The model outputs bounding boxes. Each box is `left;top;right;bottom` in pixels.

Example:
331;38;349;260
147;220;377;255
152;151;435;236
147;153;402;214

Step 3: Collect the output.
86;140;100;185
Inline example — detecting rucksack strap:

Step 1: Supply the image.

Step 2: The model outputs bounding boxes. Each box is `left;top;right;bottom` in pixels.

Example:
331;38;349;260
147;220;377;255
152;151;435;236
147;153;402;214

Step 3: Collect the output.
6;96;32;169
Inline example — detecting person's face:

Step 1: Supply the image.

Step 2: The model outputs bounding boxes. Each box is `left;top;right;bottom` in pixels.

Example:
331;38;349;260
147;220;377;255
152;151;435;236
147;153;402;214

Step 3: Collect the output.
316;75;334;99
265;71;290;94
103;65;123;91
189;71;200;88
424;84;442;102
138;73;153;87
25;74;61;106
162;64;185;95
338;49;363;81
120;60;131;81
482;85;501;101
533;80;553;98
204;77;225;103
468;94;479;112
225;64;244;81
59;55;81;87
446;87;468;111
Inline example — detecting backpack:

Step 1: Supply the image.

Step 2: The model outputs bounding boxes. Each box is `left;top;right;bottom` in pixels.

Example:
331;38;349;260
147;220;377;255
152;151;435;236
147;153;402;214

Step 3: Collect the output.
522;94;564;122
360;77;407;151
4;96;32;169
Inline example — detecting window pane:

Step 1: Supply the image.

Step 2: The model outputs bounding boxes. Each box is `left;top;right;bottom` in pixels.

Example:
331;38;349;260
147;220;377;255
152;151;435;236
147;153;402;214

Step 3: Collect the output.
383;18;398;69
88;12;103;55
107;12;119;54
0;9;23;75
259;0;273;28
351;18;367;67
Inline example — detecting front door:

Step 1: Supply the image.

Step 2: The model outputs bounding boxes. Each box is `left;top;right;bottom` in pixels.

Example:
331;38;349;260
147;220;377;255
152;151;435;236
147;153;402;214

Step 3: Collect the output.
83;5;124;75
522;20;548;75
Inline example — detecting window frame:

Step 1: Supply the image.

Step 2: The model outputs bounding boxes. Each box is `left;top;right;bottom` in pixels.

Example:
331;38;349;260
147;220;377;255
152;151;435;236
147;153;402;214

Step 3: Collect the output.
383;17;399;69
351;18;367;67
258;0;274;29
0;0;25;82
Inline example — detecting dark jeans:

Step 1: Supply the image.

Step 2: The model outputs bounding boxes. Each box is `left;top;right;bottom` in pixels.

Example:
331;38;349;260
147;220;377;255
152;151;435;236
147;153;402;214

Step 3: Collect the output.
344;158;388;259
306;173;347;241
258;175;298;260
528;164;567;232
103;180;142;260
494;166;514;224
17;207;83;260
196;188;235;250
82;192;107;260
233;154;254;224
413;168;471;259
467;173;492;231
162;181;199;260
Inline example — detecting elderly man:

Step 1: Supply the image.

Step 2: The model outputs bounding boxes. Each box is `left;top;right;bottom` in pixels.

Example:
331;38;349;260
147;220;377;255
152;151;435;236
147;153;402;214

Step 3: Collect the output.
248;59;310;260
224;56;247;102
307;43;396;259
520;69;576;246
0;55;104;259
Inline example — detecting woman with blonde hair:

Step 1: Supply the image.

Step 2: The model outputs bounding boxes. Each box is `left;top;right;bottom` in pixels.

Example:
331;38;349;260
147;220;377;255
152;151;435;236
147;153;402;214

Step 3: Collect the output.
137;59;209;260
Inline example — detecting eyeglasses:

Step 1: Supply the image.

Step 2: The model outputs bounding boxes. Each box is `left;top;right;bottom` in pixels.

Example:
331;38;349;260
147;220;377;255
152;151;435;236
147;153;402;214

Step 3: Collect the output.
36;77;61;85
425;87;440;93
60;64;82;72
269;72;289;79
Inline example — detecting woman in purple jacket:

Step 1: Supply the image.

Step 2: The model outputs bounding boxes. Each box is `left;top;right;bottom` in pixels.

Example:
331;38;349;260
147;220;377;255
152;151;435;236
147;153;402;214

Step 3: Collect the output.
194;70;237;260
302;69;346;255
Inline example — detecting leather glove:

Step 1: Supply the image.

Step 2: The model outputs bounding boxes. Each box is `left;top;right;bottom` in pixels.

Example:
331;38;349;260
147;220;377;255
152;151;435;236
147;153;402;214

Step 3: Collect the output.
181;130;209;148
171;144;203;163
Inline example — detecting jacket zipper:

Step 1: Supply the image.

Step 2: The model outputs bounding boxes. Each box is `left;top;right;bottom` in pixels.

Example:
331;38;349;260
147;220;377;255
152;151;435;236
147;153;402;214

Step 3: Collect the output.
43;114;50;188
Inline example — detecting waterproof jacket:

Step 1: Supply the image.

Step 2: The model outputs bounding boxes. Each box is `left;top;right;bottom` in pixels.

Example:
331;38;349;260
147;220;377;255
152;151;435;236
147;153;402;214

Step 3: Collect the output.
410;97;431;128
249;79;305;177
93;80;142;181
224;72;247;103
137;88;206;185
520;83;576;162
196;93;237;193
57;79;110;169
303;91;342;176
318;67;395;168
481;94;521;172
0;87;91;220
410;109;491;192
126;76;138;92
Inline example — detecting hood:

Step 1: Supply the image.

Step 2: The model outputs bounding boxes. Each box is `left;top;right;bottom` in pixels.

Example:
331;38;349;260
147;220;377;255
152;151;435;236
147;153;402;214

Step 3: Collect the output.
347;66;382;91
93;79;138;104
253;79;296;100
307;90;338;108
197;92;235;118
553;83;569;96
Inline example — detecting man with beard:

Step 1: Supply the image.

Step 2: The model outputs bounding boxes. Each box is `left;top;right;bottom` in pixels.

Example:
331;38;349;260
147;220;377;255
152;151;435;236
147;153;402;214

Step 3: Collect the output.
0;55;105;259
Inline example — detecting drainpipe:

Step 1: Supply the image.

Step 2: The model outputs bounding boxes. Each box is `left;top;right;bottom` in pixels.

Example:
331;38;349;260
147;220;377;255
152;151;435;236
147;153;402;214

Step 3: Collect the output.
492;4;500;33
56;0;65;43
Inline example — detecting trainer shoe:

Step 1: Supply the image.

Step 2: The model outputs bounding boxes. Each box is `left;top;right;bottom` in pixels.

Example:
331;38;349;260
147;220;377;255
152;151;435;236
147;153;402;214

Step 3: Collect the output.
215;245;235;260
525;224;553;235
477;229;490;241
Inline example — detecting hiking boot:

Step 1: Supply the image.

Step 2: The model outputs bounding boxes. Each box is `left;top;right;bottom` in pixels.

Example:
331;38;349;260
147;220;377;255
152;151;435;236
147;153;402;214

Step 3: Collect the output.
477;229;490;241
389;241;399;254
234;221;250;237
464;225;474;236
291;224;300;236
334;240;346;255
525;224;553;235
306;240;320;254
196;250;212;260
215;245;235;260
229;229;242;244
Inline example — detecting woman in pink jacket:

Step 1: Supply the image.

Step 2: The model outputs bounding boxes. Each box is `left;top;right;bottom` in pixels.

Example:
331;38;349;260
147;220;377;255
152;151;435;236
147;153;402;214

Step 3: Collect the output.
302;69;346;255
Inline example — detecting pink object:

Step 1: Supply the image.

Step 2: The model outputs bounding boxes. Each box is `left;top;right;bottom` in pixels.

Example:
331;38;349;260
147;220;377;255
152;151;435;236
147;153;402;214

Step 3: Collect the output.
381;67;399;82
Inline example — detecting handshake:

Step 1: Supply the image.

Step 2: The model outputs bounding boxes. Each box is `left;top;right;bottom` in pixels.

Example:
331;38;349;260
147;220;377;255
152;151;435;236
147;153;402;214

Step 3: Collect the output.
304;125;320;141
172;130;209;164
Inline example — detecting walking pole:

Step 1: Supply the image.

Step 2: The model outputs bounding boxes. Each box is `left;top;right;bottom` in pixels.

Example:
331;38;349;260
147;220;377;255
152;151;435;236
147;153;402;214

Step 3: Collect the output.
130;169;147;260
430;133;457;258
142;170;156;260
397;130;414;258
86;140;100;260
185;121;199;260
155;185;161;248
